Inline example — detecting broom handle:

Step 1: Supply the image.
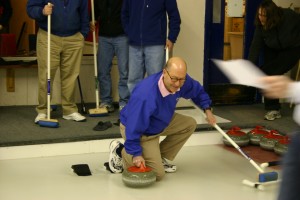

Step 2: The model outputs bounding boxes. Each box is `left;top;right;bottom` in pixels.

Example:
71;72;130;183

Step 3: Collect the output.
213;124;264;173
166;47;169;63
200;111;265;173
47;6;51;120
90;0;99;109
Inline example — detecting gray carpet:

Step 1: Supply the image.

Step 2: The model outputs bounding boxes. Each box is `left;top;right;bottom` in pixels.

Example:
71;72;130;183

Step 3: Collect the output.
0;103;297;147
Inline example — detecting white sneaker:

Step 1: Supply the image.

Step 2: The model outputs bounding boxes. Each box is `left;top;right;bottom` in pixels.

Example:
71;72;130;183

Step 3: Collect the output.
63;112;86;122
264;110;281;121
108;140;123;173
34;113;47;124
119;105;125;111
162;158;177;173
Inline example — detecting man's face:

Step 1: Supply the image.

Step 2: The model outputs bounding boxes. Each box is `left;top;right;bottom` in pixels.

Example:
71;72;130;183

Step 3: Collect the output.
163;68;186;93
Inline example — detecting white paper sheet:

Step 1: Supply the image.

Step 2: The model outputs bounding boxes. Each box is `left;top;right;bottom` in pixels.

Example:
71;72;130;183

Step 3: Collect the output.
212;59;267;89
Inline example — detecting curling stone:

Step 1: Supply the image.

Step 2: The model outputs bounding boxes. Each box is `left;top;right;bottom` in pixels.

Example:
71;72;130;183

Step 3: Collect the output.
247;126;269;145
223;126;249;147
274;136;290;155
259;130;284;151
122;163;156;188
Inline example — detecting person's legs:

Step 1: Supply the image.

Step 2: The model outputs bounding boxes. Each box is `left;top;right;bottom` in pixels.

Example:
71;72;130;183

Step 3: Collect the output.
120;113;197;181
144;45;165;76
264;97;282;120
98;36;114;106
120;124;166;181
60;32;84;115
260;47;300;119
159;113;197;160
127;45;145;93
277;131;300;200
113;35;130;107
264;98;281;111
36;29;60;114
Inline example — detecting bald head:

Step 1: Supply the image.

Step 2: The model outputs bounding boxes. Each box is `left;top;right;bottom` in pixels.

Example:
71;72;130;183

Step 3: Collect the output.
162;57;187;93
165;57;187;73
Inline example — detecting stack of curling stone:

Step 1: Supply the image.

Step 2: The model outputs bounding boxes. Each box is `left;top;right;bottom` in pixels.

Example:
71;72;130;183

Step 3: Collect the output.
259;130;285;151
223;126;249;147
274;136;290;155
247;126;269;145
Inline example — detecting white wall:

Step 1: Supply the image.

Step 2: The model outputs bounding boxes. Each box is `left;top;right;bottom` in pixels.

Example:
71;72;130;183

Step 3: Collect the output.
274;0;300;8
174;0;206;84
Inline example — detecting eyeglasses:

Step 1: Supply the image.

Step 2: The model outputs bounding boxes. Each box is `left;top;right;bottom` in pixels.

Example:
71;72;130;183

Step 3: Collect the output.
165;69;186;83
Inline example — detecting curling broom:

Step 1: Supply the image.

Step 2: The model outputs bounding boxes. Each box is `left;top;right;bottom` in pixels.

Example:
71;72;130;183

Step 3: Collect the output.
242;179;280;191
200;111;278;184
39;3;59;128
88;0;108;117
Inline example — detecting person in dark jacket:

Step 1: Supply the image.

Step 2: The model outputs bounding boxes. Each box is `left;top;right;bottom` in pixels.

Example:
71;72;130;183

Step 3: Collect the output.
107;57;216;181
27;0;90;123
0;0;12;33
121;0;181;93
248;0;300;121
90;0;130;112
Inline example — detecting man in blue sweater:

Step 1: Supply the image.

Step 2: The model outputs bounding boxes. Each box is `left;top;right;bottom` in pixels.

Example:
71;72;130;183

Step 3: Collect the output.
107;57;216;181
121;0;181;93
27;0;90;123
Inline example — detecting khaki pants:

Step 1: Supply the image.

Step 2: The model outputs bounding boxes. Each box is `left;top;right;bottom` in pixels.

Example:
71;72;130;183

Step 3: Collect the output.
36;29;84;115
120;113;197;181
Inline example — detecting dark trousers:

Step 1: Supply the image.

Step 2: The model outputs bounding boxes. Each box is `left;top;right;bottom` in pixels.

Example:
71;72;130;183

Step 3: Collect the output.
262;46;300;110
277;130;300;200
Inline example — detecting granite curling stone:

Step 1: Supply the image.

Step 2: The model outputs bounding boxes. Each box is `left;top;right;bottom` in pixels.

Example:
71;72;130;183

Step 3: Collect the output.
247;125;269;145
274;136;290;155
223;126;249;147
122;163;156;188
259;130;284;151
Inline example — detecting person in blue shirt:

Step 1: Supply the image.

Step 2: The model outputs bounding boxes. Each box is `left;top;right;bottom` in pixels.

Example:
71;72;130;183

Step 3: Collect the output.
107;57;216;181
121;0;181;93
27;0;90;123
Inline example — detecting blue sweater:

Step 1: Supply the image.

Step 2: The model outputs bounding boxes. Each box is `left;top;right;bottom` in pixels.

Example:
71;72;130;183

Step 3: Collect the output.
27;0;90;38
120;72;211;156
121;0;181;46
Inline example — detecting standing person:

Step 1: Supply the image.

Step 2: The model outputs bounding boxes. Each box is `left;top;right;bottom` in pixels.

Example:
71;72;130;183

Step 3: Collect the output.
107;57;216;181
260;75;300;200
121;0;181;93
0;0;12;33
27;0;90;123
248;0;300;121
91;0;130;112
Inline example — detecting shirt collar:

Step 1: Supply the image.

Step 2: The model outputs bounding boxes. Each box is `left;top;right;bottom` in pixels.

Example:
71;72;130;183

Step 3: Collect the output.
158;74;180;97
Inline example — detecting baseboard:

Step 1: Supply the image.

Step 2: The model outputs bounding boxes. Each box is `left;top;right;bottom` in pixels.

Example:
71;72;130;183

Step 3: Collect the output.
0;131;222;160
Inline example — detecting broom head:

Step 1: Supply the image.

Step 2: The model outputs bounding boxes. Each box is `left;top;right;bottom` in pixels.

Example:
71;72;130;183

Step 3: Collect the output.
39;118;59;128
88;107;108;117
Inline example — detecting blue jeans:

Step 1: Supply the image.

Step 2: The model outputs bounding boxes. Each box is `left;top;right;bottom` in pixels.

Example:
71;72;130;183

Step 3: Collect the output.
277;130;300;200
128;45;165;93
97;35;130;107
